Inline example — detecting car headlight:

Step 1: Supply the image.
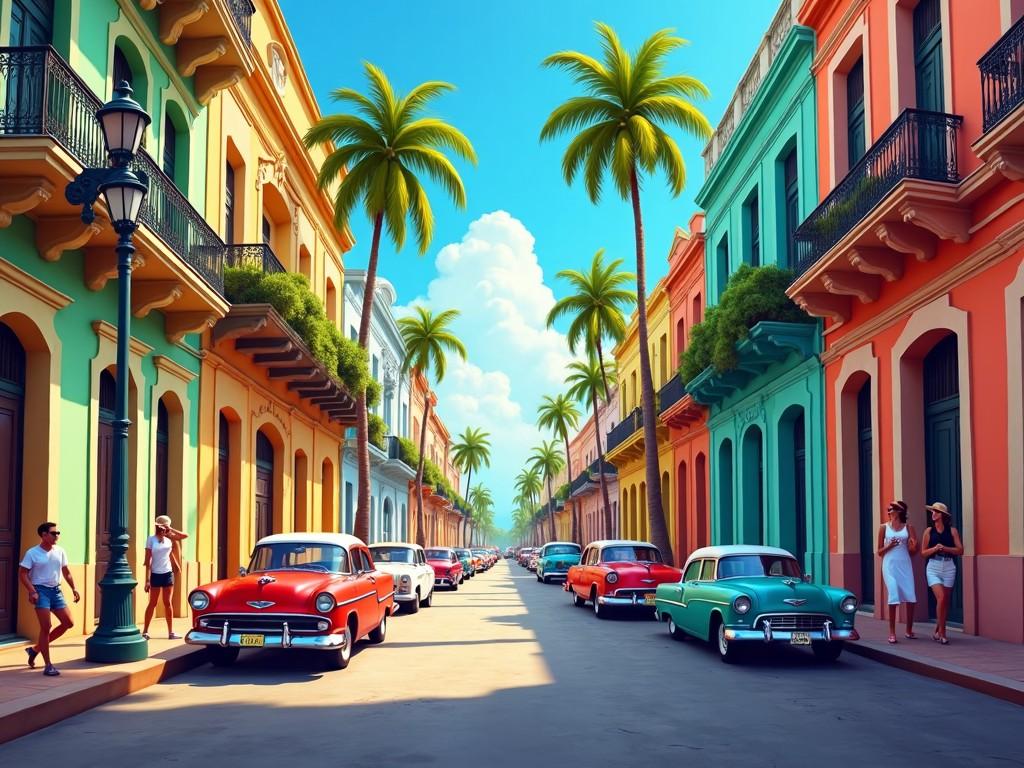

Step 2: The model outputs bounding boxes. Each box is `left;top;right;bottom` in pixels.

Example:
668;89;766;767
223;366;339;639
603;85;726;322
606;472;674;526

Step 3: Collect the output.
733;595;752;614
400;575;411;585
605;572;619;584
188;591;210;611
840;595;858;614
315;592;336;613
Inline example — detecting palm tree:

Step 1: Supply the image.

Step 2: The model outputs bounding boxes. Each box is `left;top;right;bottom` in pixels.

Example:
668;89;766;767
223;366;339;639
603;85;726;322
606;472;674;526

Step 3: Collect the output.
305;64;476;543
468;484;493;546
547;249;635;397
540;25;712;566
452;427;491;545
398;307;467;547
536;394;581;542
565;356;617;539
514;467;543;515
530;440;565;542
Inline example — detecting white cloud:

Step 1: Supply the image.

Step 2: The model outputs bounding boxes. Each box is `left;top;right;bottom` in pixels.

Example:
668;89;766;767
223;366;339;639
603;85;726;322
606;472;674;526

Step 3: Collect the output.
395;211;578;528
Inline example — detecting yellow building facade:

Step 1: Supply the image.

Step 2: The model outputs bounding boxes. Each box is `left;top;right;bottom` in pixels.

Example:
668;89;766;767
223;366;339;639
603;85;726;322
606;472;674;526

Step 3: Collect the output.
606;280;675;546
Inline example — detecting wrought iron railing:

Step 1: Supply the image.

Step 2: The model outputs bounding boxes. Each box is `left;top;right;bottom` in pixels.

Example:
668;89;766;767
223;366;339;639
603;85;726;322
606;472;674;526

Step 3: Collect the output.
0;46;225;293
605;407;642;454
570;469;592;496
224;243;286;274
792;108;962;280
658;373;686;414
980;14;1024;132
384;435;402;461
227;0;256;45
569;458;617;496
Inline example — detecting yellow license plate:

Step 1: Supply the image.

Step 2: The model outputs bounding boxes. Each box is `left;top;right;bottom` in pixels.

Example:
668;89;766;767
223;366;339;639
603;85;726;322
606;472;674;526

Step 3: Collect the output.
790;632;811;646
239;634;264;647
644;594;656;606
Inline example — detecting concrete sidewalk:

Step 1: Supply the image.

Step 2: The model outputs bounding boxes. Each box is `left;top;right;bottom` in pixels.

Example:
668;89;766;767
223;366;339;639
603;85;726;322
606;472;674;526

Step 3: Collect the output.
847;612;1024;705
0;617;205;744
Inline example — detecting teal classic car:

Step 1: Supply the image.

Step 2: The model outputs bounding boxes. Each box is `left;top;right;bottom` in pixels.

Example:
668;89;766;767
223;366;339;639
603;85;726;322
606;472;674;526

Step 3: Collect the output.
455;548;476;578
535;542;581;583
654;545;859;663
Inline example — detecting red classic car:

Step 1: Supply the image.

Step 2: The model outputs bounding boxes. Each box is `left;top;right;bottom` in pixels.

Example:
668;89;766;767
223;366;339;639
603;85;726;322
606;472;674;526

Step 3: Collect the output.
185;533;394;670
425;547;464;590
565;539;683;618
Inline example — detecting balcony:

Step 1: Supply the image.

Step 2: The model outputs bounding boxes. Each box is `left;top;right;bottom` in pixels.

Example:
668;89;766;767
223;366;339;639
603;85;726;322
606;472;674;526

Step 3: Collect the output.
136;0;256;104
225;243;286;274
657;374;686;415
604;406;665;465
0;46;228;341
788;109;967;323
976;15;1024;181
658;373;706;430
569;459;617;498
606;407;642;455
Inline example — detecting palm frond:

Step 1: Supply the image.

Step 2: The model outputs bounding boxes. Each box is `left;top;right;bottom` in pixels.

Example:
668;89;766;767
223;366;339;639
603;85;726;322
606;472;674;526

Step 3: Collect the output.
397;80;455;124
329;156;379;230
362;62;399;137
610;130;634;200
383;162;409;249
400;147;468;208
652;124;687;196
303;114;381;150
540;98;620;142
401;167;434;254
394;119;477;163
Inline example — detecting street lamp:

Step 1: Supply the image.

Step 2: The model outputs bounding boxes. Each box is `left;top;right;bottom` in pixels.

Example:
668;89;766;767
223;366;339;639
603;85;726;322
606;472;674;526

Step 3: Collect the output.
67;81;151;663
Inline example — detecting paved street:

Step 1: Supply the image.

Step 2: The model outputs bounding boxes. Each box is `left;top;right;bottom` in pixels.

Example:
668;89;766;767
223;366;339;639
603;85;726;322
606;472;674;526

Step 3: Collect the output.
3;560;1022;766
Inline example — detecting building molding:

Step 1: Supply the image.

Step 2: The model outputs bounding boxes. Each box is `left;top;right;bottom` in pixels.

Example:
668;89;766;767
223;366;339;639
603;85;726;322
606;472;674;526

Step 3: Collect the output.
1005;257;1024;555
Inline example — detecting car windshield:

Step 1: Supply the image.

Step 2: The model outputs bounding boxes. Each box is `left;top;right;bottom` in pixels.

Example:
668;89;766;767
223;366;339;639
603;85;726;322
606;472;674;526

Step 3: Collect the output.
248;543;348;574
544;544;581;556
425;549;451;560
456;549;471;558
369;546;414;564
601;546;662;563
717;555;802;579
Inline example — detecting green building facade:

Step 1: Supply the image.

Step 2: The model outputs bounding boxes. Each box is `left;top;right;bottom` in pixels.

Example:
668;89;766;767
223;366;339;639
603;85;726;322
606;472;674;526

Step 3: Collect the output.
691;14;829;581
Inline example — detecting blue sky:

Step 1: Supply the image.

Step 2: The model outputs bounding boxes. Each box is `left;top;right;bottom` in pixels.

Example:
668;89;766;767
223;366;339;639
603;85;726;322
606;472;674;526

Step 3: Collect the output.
281;0;779;530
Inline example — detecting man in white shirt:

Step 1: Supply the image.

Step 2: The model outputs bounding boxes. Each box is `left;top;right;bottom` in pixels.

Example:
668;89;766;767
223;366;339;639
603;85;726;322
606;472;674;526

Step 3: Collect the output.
18;521;80;676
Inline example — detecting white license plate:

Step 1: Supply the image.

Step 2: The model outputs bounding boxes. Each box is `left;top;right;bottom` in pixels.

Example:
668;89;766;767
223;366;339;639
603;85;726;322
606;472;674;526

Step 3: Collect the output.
239;634;265;647
790;632;811;646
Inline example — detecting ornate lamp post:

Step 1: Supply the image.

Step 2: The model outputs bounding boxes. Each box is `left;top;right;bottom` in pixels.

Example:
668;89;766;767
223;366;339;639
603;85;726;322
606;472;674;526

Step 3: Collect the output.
67;81;151;663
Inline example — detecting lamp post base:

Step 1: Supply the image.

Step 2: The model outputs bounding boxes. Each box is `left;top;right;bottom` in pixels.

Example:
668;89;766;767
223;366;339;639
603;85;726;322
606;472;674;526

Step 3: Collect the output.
85;573;149;663
85;631;149;663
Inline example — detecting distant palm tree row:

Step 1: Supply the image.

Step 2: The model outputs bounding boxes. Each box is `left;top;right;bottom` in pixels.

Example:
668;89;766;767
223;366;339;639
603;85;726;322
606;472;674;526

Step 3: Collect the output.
306;25;711;559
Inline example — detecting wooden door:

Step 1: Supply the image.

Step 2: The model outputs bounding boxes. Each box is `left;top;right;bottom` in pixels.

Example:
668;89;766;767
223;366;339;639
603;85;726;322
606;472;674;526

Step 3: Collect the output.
793;413;807;571
155;400;168;522
857;382;875;607
0;323;26;636
254;431;274;543
7;0;53;135
217;414;229;579
95;371;116;621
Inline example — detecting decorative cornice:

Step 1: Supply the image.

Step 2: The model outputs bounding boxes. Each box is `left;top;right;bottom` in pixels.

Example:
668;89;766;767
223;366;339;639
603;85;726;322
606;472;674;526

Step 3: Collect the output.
92;319;153;359
0;256;73;311
153;353;197;384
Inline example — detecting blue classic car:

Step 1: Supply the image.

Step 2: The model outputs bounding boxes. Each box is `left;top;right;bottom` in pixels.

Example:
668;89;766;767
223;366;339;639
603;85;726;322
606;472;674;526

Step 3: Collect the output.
535;542;582;583
653;545;859;663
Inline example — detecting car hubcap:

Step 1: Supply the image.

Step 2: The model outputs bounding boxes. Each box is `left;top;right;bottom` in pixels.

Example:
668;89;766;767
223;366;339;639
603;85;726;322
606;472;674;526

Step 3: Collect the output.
718;624;728;656
669;618;677;635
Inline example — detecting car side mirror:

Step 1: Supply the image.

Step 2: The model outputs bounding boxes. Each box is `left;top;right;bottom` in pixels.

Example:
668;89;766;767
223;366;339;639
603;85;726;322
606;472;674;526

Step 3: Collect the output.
803;573;812;583
238;566;247;577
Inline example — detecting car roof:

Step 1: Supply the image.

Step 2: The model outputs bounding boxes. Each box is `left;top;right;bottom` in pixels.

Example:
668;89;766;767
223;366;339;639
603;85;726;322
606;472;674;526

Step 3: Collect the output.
257;532;365;548
685;544;795;561
542;541;580;547
369;541;423;551
425;546;455;553
587;539;657;549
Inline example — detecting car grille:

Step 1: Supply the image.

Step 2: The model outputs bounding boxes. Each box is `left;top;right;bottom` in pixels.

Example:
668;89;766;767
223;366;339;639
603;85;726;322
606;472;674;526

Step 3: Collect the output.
199;613;328;634
757;614;830;631
613;588;656;599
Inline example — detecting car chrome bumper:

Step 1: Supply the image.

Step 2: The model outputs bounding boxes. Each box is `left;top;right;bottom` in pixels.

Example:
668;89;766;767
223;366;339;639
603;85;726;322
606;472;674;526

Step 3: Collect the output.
434;578;458;586
723;626;860;643
185;629;347;651
541;572;568;580
597;595;656;607
393;592;419;603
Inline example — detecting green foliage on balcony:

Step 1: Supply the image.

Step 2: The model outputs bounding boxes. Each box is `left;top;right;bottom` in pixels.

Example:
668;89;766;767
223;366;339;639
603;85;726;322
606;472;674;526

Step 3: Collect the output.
680;264;813;383
365;378;382;408
555;483;570;501
368;413;387;450
224;266;370;397
397;435;468;511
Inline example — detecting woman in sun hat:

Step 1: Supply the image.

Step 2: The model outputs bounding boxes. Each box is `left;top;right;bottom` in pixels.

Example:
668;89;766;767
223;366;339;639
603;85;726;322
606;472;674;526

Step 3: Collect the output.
921;502;962;644
142;515;188;640
877;500;917;644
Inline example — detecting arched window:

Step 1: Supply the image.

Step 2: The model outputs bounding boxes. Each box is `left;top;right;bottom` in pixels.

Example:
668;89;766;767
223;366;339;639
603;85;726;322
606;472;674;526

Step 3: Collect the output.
155;398;169;521
113;47;132;88
224;162;236;244
162;113;177;180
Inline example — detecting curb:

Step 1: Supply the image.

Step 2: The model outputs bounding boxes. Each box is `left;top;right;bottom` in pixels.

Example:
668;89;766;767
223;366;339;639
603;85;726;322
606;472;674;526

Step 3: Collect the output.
846;642;1024;707
0;646;206;745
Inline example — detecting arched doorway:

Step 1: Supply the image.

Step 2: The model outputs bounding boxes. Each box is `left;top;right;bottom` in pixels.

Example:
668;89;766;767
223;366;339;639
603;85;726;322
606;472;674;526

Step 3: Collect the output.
741;426;764;544
923;334;962;623
718;440;734;544
695;453;707;548
778;407;807;569
217;412;230;579
676;460;688;559
0;322;26;636
293;451;308;532
856;380;874;607
155;399;169;522
95;370;116;620
321;458;334;533
255;430;274;542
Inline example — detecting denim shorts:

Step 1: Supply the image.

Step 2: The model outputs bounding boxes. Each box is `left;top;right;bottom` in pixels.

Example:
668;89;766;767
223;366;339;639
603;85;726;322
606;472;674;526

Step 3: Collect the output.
34;584;67;611
926;557;957;588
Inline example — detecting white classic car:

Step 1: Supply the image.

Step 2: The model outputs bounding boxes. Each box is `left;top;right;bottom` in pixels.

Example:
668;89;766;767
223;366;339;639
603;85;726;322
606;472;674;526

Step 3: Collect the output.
368;542;435;613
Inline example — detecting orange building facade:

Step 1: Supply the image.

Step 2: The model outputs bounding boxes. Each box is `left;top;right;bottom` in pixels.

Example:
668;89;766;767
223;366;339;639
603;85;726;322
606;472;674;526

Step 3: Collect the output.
791;0;1024;641
659;215;711;564
565;387;620;545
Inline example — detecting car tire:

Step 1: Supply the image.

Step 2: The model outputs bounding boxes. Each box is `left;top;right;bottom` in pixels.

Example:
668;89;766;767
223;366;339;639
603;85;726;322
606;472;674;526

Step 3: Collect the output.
420;589;433;608
812;641;844;662
592;591;608;619
716;620;740;664
407;591;420;614
668;616;687;641
451;580;459;591
324;627;352;670
572;589;585;607
369;612;387;644
205;646;239;667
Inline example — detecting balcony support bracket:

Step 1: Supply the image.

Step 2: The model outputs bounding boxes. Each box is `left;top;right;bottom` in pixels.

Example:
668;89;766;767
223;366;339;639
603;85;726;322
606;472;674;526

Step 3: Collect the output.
165;311;217;344
900;202;970;244
793;292;851;324
0;177;54;227
986;147;1024;181
177;36;228;77
875;221;936;262
36;216;103;262
133;281;183;318
195;65;244;105
159;0;210;46
849;246;905;282
84;247;145;292
822;271;882;303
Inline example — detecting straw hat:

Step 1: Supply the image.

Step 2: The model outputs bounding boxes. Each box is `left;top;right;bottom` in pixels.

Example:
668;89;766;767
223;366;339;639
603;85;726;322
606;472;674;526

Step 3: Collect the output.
154;515;172;527
925;502;951;519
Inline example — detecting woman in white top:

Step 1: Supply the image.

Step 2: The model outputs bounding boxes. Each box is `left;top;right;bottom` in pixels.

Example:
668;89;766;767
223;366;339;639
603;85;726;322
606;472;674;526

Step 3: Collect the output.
877;500;918;644
142;514;188;640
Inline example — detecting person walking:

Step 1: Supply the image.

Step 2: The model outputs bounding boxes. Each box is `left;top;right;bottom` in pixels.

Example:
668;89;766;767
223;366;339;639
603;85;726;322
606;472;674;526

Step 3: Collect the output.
922;502;962;645
18;522;80;676
877;500;917;644
142;515;188;640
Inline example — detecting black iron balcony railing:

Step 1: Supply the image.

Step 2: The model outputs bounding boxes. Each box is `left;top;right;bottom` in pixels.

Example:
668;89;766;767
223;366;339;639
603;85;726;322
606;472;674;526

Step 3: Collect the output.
224;243;286;274
792;108;962;280
384;435;402;461
606;407;643;454
570;469;592;496
980;14;1024;132
658;373;686;414
227;0;256;45
0;46;225;293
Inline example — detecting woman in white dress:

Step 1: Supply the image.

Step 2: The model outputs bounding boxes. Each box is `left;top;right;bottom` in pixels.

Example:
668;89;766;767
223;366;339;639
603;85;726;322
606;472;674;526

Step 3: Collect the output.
877;500;918;644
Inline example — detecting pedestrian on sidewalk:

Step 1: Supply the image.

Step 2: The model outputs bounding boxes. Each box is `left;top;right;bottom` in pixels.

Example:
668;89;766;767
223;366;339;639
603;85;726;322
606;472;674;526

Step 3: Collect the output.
922;502;962;645
18;522;80;676
142;515;187;641
877;500;917;644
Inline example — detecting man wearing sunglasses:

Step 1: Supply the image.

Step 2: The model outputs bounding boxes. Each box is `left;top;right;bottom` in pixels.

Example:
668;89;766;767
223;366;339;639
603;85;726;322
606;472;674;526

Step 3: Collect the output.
18;522;80;676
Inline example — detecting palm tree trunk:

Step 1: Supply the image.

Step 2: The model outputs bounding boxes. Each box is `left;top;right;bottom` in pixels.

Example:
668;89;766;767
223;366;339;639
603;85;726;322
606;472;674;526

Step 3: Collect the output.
414;395;431;547
593;390;614;540
595;336;611;402
462;467;472;546
353;212;385;543
563;435;578;544
546;478;556;541
630;165;673;567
